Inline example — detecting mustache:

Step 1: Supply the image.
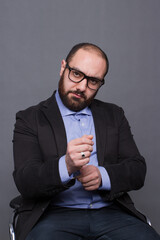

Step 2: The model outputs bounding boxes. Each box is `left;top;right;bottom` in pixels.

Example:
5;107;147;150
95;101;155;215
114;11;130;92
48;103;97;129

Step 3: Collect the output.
67;90;86;99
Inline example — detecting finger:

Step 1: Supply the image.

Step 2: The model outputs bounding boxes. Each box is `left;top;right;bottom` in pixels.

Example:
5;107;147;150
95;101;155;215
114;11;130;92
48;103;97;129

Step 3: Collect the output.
76;144;93;153
78;168;101;183
82;178;99;187
72;136;94;146
75;158;90;168
67;144;93;158
84;185;99;191
69;145;93;157
77;174;96;184
82;181;100;192
79;165;96;176
83;135;94;140
79;151;92;159
70;151;91;161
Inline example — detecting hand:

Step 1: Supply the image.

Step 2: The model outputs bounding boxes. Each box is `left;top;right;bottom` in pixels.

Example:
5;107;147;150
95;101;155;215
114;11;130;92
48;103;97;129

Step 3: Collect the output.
65;135;94;175
77;165;102;191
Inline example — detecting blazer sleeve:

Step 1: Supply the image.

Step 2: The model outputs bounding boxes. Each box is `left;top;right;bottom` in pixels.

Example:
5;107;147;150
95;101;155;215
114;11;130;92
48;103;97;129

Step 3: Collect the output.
13;107;74;200
99;106;146;201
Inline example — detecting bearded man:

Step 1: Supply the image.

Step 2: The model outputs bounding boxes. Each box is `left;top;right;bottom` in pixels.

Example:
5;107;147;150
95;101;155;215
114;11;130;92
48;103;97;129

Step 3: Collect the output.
12;43;160;240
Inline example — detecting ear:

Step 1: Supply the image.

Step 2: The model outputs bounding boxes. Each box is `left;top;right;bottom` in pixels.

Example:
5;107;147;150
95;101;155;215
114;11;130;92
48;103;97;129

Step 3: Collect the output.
60;60;66;76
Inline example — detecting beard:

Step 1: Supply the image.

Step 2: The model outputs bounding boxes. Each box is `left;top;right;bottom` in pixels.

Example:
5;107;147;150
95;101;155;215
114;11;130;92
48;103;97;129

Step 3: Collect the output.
58;73;97;112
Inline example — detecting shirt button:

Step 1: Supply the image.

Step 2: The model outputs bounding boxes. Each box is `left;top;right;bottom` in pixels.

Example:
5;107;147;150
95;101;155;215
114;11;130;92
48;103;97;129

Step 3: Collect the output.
89;204;93;208
81;122;85;127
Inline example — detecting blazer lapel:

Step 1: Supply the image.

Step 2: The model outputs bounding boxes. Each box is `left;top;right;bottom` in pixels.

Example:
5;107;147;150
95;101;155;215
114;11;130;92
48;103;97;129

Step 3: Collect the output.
41;92;67;157
90;100;108;166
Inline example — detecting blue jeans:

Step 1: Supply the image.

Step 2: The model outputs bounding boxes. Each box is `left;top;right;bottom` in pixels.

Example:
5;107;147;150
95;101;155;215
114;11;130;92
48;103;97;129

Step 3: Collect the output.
26;204;160;240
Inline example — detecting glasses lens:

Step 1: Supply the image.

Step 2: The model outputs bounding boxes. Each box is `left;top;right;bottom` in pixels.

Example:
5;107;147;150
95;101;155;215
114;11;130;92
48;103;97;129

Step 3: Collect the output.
69;69;84;82
88;78;102;90
67;64;104;91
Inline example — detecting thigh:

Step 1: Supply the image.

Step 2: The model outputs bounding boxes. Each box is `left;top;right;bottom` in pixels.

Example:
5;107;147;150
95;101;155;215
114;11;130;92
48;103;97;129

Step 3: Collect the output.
91;205;160;240
26;230;83;240
97;223;160;240
25;208;87;240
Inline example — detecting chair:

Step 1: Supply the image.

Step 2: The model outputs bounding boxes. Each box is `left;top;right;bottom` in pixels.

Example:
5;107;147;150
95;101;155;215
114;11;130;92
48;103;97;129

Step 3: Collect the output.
9;196;23;240
9;196;152;240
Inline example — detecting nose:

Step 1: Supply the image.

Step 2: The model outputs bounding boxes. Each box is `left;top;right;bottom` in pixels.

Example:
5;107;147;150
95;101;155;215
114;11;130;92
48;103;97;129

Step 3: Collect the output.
76;79;87;91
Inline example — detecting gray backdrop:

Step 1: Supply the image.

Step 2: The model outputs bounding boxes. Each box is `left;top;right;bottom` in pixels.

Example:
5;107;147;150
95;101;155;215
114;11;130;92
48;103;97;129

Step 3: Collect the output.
0;0;160;239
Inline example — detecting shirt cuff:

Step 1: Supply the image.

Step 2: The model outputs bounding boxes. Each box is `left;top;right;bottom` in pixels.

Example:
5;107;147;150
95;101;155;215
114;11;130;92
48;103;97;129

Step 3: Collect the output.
59;155;73;183
98;166;111;190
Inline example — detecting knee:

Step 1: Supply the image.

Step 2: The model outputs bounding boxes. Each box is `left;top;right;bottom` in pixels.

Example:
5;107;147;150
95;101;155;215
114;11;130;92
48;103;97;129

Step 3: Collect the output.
138;225;160;240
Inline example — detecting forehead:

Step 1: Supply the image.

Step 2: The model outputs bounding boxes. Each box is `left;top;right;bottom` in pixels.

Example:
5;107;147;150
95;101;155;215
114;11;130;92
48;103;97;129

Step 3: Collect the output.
69;49;106;78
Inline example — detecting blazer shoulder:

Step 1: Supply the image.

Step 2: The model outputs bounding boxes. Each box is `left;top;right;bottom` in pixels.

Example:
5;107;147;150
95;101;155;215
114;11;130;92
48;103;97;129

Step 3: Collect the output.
14;93;55;133
15;93;55;121
93;99;124;113
92;99;126;126
15;101;42;125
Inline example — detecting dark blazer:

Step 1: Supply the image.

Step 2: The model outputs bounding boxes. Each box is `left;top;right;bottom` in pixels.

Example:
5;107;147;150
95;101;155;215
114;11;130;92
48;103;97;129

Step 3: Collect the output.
13;92;147;240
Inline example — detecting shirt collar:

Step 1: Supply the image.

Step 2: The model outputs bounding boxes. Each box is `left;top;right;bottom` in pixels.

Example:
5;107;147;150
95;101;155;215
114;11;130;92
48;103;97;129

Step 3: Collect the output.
55;90;91;117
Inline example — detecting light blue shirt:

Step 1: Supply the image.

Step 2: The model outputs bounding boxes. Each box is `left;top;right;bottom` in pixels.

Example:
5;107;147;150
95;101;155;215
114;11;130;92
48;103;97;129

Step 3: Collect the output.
52;90;111;209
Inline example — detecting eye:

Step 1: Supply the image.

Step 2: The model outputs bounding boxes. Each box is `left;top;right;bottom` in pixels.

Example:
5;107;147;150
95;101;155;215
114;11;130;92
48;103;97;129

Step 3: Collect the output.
72;70;82;78
89;78;100;85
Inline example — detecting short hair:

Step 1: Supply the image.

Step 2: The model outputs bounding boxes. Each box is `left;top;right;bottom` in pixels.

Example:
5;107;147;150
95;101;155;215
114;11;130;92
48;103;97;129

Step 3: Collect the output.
65;43;109;77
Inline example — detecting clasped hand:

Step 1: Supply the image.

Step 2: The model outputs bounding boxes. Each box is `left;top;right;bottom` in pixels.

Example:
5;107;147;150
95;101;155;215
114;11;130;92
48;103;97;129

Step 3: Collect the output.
65;135;102;191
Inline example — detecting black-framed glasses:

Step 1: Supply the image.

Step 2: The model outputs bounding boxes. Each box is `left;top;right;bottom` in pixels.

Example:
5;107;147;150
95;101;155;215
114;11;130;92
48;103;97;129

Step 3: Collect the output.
65;63;105;91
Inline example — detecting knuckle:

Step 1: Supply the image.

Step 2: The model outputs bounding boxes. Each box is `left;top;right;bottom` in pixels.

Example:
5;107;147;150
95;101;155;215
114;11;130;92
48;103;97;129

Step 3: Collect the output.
67;147;72;154
96;179;99;184
69;153;74;159
81;179;85;184
86;151;91;157
74;161;79;167
87;145;91;151
68;141;72;148
85;158;90;163
81;137;85;144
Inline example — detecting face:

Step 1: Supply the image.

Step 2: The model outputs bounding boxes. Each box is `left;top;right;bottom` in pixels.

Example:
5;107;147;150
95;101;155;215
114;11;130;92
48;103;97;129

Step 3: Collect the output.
58;49;107;111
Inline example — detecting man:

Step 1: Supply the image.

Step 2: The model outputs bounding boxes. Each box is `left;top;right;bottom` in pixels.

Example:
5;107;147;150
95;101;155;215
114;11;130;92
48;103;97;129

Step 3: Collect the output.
12;43;160;240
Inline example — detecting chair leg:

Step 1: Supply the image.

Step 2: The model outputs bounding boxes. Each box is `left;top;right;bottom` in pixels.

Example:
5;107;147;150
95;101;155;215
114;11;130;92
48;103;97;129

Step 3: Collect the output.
9;223;16;240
